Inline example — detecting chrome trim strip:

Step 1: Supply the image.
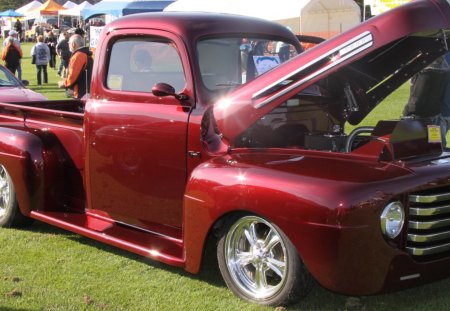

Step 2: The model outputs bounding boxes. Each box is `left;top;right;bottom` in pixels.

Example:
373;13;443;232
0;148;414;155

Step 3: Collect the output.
252;31;372;100
410;204;450;216
115;221;183;244
409;192;450;203
408;230;450;242
253;31;373;109
409;218;450;230
84;210;182;244
400;273;420;281
406;242;450;256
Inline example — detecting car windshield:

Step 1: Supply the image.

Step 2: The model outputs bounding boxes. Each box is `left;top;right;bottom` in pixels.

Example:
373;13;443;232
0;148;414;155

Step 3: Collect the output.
0;67;20;87
197;36;299;91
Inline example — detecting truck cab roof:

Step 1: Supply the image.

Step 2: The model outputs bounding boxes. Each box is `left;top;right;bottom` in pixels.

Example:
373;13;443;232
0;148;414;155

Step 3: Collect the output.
107;11;300;46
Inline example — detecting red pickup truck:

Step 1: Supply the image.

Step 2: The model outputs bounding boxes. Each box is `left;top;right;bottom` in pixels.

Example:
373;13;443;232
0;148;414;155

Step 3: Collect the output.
1;0;450;306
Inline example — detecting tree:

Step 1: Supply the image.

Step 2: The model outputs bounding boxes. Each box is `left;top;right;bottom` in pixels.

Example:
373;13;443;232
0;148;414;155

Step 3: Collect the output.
0;0;30;12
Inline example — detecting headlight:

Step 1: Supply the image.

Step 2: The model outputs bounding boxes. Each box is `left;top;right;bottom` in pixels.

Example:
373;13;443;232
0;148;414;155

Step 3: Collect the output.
380;201;405;239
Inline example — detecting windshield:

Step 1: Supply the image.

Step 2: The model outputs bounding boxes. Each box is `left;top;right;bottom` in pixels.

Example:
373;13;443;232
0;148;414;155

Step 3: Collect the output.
0;66;20;87
197;37;299;91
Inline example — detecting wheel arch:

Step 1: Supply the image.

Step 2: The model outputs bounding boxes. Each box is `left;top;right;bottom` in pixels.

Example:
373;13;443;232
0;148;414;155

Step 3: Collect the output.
184;189;314;306
0;126;83;216
183;161;320;274
0;127;46;216
184;186;255;274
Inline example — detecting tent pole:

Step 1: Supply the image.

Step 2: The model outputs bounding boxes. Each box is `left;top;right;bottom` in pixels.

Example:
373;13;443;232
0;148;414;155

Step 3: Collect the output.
363;0;366;21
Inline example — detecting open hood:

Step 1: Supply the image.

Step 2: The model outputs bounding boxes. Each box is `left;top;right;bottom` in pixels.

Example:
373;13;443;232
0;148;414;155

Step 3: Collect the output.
208;0;450;149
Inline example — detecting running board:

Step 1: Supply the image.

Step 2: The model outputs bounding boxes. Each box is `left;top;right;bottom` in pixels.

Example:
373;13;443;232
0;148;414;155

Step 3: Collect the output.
30;211;185;267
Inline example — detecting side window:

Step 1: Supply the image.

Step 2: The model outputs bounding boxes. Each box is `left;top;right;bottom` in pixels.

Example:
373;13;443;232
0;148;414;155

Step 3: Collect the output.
106;38;186;93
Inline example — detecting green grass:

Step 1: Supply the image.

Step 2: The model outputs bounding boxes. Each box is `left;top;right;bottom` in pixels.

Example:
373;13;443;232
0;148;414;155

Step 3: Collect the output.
2;224;450;311
1;42;450;310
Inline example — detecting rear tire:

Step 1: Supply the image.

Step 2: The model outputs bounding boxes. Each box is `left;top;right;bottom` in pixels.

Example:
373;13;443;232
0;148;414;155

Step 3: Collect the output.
0;164;33;228
217;215;312;306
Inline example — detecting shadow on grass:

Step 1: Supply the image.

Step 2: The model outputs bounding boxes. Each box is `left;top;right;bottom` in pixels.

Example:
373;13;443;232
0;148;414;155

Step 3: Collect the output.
22;220;226;288
21;221;450;310
289;274;450;311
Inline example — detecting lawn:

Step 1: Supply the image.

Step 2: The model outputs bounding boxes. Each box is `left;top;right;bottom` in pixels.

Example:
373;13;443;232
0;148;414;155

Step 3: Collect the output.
1;42;450;311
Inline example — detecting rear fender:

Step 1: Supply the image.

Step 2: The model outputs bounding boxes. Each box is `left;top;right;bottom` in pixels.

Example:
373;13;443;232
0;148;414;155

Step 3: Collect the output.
0;126;83;216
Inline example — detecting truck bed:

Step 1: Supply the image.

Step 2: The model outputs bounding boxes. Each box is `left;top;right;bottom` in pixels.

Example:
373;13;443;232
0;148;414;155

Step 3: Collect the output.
0;99;84;126
0;100;85;170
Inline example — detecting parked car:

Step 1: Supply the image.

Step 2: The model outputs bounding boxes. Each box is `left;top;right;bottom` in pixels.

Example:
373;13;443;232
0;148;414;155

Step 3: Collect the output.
0;65;46;102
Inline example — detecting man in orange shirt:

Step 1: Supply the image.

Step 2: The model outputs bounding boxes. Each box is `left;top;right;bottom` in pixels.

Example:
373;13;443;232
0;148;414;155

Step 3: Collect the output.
58;34;93;99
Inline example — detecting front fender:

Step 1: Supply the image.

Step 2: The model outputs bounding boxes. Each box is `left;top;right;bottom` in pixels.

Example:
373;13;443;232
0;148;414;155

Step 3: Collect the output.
183;152;411;294
183;153;347;273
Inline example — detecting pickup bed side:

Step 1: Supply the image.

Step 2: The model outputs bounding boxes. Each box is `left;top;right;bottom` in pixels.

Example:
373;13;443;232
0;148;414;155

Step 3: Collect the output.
0;101;85;215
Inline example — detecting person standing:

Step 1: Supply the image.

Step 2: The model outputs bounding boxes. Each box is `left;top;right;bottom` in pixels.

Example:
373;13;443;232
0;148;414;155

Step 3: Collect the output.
1;37;22;76
56;32;71;77
437;52;450;151
402;54;450;151
31;35;50;85
3;30;22;80
58;34;93;99
45;30;57;69
403;55;449;118
14;19;22;42
74;23;85;37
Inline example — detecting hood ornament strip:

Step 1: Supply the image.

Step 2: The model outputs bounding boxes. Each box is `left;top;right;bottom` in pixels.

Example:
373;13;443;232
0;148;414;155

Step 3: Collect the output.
254;32;373;109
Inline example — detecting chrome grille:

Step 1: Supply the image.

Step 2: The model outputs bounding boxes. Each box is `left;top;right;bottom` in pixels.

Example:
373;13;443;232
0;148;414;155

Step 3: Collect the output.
406;189;450;258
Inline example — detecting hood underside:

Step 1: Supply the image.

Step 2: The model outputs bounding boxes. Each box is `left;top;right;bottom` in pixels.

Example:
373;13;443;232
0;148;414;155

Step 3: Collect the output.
211;0;450;144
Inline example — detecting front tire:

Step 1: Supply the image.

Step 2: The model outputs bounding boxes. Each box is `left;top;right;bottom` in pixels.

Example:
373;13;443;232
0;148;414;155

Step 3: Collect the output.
217;215;312;306
0;164;33;228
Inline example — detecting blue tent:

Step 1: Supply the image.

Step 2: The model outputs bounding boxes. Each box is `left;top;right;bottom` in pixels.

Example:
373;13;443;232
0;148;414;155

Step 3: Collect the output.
82;0;174;20
0;9;24;17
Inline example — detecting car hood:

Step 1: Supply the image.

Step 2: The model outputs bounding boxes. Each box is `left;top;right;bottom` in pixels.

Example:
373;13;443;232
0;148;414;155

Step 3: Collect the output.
0;87;47;102
210;0;450;144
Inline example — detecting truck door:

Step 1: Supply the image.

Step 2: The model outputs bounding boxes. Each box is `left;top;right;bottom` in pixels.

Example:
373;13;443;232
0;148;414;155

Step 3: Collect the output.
85;30;193;229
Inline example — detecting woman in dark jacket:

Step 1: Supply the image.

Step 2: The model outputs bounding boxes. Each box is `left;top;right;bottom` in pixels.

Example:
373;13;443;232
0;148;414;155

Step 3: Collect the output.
1;37;22;76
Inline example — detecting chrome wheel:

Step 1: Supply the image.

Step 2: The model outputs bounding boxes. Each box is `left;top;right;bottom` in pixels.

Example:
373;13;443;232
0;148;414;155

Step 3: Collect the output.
0;165;11;219
224;215;288;299
0;163;32;228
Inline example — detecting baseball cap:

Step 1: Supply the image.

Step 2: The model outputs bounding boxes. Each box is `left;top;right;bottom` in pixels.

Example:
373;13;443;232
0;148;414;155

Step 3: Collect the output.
8;30;17;36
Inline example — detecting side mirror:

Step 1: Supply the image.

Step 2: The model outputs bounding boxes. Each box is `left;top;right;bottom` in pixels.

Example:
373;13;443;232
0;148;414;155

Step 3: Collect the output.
152;83;189;101
21;80;29;86
152;83;176;97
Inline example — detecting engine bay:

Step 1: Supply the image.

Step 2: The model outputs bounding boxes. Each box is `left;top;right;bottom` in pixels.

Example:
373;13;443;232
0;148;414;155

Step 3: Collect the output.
235;83;442;158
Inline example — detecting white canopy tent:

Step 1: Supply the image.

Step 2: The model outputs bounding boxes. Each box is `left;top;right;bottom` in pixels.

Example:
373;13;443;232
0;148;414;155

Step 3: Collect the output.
164;0;361;39
58;1;93;27
63;1;78;9
16;1;43;15
59;1;93;17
